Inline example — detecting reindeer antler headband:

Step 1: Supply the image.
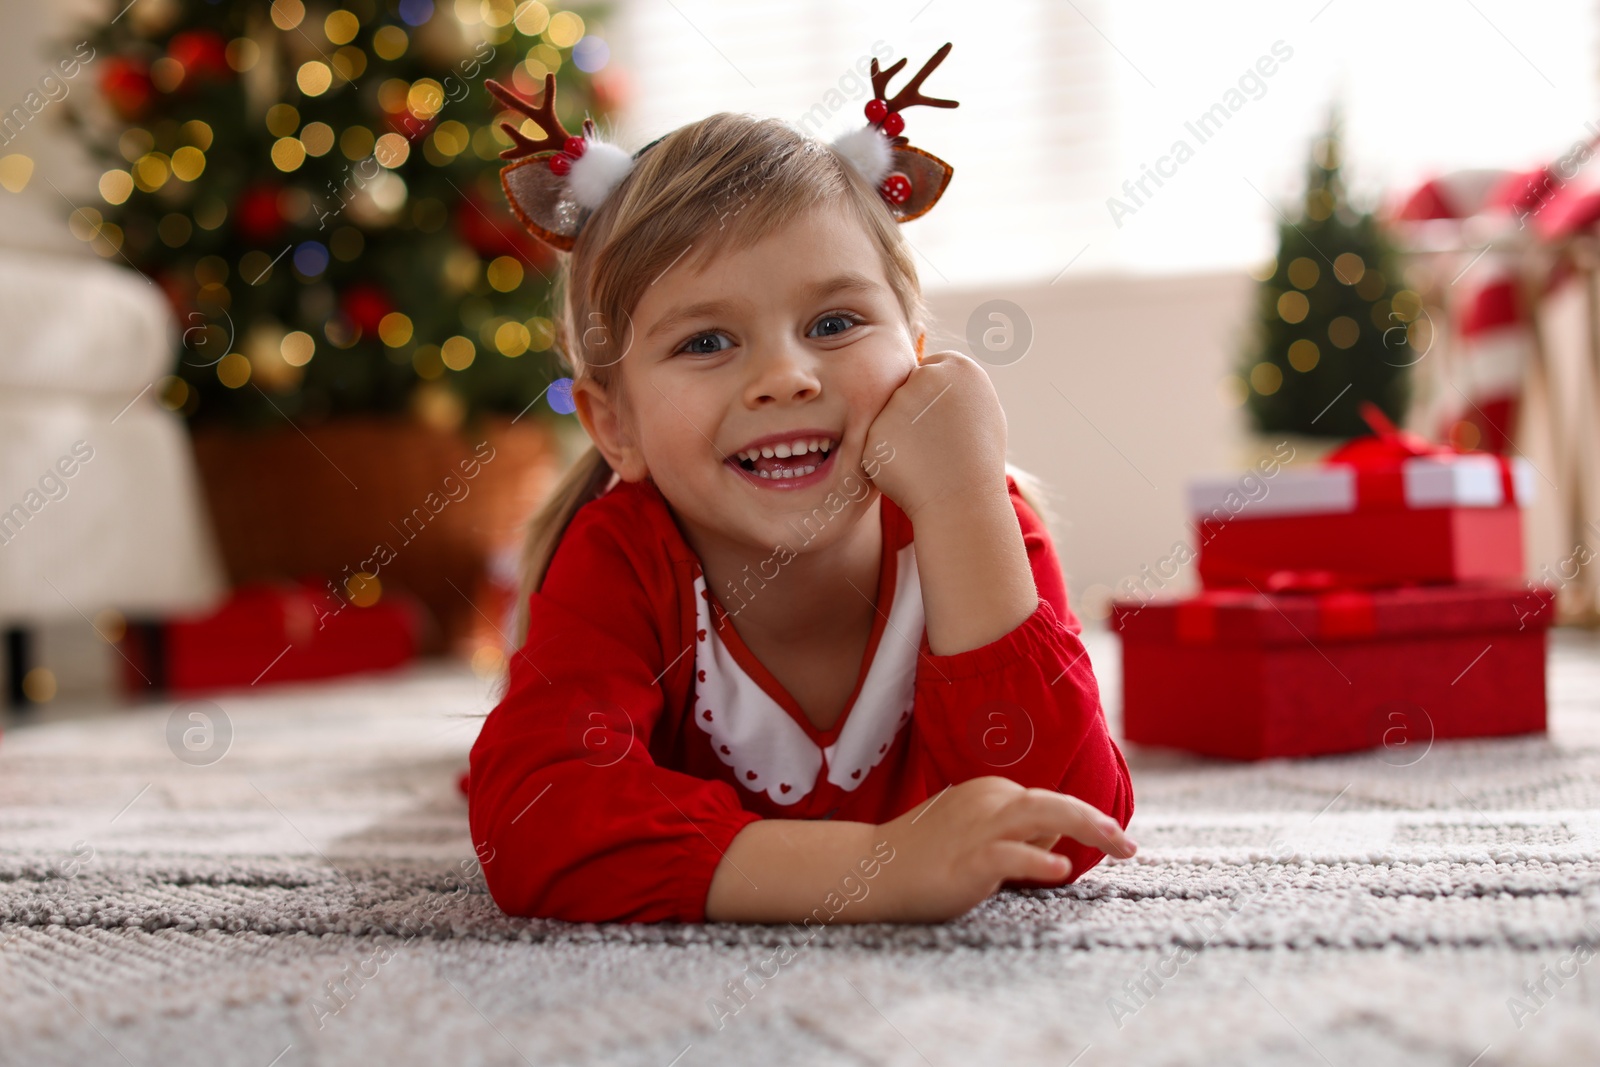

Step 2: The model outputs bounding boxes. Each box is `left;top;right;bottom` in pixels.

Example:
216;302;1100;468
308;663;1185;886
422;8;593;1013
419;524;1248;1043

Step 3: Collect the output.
486;43;959;252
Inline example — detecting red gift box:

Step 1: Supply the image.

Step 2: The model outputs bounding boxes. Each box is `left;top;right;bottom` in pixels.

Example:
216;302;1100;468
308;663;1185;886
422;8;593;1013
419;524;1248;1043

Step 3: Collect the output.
1190;406;1534;591
119;580;424;694
1111;582;1554;761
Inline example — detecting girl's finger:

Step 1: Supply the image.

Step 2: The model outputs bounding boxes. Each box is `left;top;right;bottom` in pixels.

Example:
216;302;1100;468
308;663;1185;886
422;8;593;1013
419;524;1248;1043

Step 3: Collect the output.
1000;790;1137;858
988;839;1073;884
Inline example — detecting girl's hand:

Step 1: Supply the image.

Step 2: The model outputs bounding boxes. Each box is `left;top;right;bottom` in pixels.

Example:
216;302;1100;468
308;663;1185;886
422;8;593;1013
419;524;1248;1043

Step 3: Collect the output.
860;350;1008;523
872;776;1137;923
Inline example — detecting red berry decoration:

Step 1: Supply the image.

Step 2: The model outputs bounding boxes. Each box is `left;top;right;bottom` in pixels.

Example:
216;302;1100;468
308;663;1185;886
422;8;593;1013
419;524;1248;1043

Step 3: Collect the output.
563;135;586;158
864;97;888;123
881;111;905;137
548;153;572;176
880;172;912;206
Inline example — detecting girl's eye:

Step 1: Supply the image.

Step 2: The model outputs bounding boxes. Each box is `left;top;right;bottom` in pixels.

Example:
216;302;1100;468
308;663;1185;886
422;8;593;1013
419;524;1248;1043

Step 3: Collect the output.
677;331;733;356
810;312;862;338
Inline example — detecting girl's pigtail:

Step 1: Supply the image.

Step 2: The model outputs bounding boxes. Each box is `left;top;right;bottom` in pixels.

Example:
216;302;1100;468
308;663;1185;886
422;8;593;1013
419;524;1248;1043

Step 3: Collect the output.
510;443;616;646
1003;461;1057;534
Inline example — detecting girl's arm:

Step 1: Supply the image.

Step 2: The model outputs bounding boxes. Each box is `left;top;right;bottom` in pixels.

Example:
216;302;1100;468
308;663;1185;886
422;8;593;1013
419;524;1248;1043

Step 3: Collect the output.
908;476;1039;656
469;502;764;924
705;776;1136;923
861;350;1132;882
904;474;1135;884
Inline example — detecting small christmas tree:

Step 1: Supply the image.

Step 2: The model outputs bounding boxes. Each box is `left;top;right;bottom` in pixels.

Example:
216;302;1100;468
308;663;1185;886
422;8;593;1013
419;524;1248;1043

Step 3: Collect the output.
1240;105;1422;439
65;0;617;430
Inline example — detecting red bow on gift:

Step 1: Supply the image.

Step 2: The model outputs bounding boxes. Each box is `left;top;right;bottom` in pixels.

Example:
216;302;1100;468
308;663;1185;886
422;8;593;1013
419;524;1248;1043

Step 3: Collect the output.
1323;402;1438;467
1318;401;1518;513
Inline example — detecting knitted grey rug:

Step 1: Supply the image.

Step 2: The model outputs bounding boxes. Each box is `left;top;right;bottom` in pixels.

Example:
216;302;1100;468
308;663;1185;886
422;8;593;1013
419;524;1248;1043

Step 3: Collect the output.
4;628;1600;1067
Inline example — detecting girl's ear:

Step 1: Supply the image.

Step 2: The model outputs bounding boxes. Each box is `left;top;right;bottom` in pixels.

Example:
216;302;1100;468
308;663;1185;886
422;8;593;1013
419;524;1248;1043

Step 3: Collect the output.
572;378;650;483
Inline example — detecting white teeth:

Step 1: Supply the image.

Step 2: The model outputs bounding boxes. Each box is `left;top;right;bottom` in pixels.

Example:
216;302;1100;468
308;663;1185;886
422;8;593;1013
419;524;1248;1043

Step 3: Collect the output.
735;437;837;463
755;464;818;480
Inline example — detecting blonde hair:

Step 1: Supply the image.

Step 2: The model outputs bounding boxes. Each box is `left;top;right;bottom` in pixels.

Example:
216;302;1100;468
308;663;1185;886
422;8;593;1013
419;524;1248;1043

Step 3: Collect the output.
511;111;1053;644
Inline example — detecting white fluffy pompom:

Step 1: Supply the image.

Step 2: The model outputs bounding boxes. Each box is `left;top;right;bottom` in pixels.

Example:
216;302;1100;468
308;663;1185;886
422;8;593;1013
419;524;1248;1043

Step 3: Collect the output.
830;125;893;189
565;139;635;210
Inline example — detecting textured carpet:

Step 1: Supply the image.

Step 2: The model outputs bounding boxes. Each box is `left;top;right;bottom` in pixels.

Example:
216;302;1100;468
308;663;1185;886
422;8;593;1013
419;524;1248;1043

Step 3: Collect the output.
4;628;1600;1067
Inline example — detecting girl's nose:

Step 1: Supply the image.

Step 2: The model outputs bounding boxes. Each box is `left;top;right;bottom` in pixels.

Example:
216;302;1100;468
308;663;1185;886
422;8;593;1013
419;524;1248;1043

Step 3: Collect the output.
743;337;821;405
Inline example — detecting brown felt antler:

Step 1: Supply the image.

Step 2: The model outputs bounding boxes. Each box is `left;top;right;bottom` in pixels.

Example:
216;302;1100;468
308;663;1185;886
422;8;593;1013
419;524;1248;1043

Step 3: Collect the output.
869;42;959;115
486;74;572;161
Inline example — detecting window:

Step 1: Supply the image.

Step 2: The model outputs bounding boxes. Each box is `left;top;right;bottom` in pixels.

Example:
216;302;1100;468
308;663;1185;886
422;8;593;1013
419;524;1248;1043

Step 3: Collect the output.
607;0;1600;285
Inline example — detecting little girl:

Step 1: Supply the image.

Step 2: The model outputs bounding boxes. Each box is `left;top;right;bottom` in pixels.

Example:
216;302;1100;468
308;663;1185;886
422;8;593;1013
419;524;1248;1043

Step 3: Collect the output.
468;44;1136;925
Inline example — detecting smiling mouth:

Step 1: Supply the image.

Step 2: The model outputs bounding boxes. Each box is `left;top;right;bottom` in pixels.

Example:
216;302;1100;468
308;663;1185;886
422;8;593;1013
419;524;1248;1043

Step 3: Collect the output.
727;438;835;481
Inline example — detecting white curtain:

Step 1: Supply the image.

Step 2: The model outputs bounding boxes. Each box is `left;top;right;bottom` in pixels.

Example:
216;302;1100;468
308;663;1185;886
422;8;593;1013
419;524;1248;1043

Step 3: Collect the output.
608;0;1600;285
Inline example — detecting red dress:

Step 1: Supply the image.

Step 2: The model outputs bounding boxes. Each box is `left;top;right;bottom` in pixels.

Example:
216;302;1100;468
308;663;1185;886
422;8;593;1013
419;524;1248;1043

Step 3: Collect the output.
467;473;1134;923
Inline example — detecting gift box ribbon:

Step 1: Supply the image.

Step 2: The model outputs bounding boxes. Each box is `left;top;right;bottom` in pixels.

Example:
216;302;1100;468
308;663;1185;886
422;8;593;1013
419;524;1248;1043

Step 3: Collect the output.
1330;402;1518;509
1176;588;1377;643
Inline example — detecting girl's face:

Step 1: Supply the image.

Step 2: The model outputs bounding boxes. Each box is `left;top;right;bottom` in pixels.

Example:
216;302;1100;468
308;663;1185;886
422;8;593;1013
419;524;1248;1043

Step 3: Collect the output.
579;201;920;557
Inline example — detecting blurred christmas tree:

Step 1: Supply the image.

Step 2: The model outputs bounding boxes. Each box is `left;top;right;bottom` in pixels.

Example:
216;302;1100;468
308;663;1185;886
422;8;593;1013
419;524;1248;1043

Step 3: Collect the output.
64;0;619;430
1239;105;1426;439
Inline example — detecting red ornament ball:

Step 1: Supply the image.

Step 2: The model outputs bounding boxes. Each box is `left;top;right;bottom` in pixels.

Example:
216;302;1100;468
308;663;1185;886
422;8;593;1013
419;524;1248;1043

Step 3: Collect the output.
548;153;572;176
563;136;586;158
168;30;231;82
235;183;285;242
99;58;153;120
340;284;395;335
881;111;905;137
864;98;888;123
880;172;912;206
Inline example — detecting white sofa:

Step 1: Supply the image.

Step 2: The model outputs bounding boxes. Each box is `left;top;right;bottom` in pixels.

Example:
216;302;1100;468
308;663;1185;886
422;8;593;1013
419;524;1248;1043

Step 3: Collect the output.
0;247;225;648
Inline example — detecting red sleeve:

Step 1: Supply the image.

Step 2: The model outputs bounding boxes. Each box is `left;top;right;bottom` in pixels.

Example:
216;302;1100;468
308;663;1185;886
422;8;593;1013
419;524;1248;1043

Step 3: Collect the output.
467;499;763;923
906;476;1135;883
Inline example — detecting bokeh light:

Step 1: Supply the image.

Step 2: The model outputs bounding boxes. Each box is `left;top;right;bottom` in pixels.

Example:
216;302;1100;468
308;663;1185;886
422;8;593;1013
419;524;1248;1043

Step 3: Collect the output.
487;256;523;291
99;169;133;204
441;335;476;370
180;119;213;150
300;121;335;156
281;331;316;366
0;154;32;193
548;377;575;414
495;320;530;355
514;1;549;34
399;0;434;26
293;241;330;277
270;0;306;30
1276;290;1308;324
1334;252;1365;285
171;146;206;181
271;137;306;172
379;312;414;347
1288;339;1320;372
1249;361;1283;396
325;9;360;44
573;36;609;72
217;351;252;387
546;10;584;46
373;25;408;60
266;103;299;137
298;61;333;96
1287;257;1318;290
